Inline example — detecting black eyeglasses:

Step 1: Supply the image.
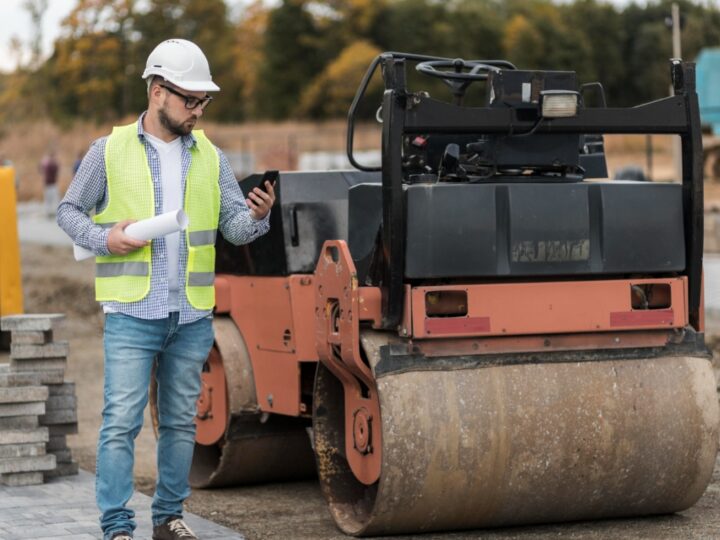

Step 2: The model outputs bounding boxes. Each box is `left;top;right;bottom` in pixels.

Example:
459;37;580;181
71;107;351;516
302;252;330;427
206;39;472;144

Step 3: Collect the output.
159;84;213;110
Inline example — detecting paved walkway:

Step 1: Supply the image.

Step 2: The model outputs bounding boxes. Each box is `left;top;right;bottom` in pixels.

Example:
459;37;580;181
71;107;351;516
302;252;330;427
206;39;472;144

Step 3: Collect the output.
0;471;245;540
16;202;72;247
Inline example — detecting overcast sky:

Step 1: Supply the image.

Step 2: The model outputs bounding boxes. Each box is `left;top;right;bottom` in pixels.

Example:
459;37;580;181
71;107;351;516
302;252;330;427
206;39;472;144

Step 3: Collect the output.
0;0;258;72
0;0;685;73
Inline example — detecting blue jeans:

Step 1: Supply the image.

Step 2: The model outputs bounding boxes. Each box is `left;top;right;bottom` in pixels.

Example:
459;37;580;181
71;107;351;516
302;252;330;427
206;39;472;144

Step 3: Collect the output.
96;312;214;539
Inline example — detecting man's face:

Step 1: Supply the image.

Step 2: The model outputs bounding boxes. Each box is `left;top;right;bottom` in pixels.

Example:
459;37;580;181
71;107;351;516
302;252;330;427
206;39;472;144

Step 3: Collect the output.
156;83;209;136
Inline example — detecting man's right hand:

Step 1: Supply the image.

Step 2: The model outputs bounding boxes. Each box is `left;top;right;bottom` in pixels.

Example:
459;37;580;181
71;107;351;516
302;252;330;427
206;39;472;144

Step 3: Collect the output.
107;220;149;255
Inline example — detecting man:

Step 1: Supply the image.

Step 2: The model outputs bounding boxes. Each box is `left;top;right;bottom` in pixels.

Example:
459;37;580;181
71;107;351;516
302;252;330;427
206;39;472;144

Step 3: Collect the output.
41;150;59;217
57;39;275;540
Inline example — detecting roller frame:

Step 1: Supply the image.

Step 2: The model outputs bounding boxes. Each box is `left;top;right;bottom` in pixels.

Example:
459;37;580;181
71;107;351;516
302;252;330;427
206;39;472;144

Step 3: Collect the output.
314;240;382;485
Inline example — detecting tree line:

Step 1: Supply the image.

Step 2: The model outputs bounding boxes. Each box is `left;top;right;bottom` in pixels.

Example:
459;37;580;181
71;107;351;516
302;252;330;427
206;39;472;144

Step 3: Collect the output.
2;0;720;125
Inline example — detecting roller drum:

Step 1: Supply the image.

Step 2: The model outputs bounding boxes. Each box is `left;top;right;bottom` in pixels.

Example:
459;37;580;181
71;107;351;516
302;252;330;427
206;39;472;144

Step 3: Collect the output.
151;316;316;489
314;351;719;535
189;415;315;488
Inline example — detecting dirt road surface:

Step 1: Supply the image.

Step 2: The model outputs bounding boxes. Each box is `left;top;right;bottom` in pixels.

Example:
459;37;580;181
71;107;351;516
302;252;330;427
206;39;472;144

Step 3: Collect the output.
5;236;720;540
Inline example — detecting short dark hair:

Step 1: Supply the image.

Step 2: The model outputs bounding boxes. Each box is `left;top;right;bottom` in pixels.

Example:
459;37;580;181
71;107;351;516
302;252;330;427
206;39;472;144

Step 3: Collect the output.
146;75;161;97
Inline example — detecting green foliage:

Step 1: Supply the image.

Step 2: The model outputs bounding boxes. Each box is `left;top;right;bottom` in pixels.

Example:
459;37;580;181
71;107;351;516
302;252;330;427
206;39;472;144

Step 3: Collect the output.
296;40;382;118
5;0;720;123
256;0;327;119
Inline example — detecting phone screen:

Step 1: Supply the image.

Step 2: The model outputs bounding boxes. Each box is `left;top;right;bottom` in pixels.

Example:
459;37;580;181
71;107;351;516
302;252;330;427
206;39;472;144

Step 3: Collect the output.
260;170;279;192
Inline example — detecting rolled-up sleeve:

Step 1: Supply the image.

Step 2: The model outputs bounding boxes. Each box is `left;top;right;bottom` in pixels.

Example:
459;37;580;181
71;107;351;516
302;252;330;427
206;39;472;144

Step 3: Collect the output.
56;138;111;256
217;148;270;245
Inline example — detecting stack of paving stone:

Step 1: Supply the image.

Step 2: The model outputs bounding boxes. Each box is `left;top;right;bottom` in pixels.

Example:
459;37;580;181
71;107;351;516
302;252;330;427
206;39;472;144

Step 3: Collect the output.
0;366;54;486
0;313;79;484
43;381;80;478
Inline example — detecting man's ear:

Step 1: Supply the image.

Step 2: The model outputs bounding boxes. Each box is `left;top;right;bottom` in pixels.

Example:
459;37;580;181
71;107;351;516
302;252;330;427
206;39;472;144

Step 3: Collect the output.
147;77;161;101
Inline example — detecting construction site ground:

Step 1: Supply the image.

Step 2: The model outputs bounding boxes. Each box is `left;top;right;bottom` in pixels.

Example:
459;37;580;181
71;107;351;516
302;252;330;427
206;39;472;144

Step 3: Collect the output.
3;201;720;540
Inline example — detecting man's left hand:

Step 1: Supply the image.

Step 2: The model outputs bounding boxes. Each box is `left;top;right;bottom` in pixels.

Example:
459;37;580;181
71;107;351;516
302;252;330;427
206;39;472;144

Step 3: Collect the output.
247;180;276;220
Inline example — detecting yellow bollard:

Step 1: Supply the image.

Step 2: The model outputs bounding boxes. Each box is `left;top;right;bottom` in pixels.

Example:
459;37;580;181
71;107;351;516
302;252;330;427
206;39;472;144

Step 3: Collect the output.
0;166;23;316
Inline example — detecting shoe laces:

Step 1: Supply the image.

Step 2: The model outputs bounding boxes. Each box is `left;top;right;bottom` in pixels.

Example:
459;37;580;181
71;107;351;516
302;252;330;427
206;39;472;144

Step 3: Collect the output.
167;518;197;538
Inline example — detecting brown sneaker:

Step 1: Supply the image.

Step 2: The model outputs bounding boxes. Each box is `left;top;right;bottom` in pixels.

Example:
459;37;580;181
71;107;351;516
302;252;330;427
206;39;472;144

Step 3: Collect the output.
152;516;198;539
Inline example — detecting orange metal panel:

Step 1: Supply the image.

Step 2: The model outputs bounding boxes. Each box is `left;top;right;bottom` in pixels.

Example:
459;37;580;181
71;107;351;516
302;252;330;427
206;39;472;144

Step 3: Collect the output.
225;275;303;417
358;287;382;327
411;278;688;339
214;275;231;313
252;278;296;353
194;345;227;445
288;275;319;362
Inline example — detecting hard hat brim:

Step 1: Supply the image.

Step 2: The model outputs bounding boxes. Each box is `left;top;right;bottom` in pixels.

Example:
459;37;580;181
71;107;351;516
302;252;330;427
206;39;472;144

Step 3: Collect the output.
173;80;221;92
142;68;220;92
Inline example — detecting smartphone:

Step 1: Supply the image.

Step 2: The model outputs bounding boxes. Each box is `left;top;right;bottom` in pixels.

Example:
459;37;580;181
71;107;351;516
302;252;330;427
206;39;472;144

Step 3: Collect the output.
259;170;279;193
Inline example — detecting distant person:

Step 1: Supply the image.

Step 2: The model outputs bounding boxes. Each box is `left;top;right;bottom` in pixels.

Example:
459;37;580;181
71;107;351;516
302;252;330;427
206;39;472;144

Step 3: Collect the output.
57;38;276;540
40;150;59;216
72;150;84;177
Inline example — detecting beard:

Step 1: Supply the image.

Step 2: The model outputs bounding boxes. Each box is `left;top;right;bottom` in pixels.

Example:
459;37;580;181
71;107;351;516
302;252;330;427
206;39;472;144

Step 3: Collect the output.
158;105;196;136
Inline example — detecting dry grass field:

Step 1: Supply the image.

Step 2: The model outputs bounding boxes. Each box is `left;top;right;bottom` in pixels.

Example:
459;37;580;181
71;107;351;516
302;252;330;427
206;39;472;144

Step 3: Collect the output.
0;118;690;203
2;119;382;201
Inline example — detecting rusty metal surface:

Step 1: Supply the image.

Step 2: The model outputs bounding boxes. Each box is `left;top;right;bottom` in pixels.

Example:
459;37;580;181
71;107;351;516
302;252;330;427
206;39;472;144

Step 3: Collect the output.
314;340;719;536
403;329;677;358
189;415;316;488
372;328;708;378
314;240;382;485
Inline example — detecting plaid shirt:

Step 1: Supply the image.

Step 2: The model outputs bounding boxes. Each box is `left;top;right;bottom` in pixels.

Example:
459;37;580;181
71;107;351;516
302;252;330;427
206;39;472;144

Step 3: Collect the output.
57;113;270;324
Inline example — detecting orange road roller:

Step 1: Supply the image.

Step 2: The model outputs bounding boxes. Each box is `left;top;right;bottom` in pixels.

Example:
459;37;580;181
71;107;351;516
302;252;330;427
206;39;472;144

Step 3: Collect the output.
151;53;718;535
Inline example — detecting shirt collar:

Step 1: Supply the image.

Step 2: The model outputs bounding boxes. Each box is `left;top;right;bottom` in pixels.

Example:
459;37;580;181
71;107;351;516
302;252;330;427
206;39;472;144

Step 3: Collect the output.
137;111;196;149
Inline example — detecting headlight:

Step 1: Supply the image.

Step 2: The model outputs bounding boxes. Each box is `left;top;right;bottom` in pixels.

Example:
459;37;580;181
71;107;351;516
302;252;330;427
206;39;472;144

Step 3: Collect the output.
540;90;580;118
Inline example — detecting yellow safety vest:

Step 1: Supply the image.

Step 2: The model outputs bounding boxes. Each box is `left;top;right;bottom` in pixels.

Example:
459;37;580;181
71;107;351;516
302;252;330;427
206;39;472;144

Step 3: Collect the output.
94;122;220;310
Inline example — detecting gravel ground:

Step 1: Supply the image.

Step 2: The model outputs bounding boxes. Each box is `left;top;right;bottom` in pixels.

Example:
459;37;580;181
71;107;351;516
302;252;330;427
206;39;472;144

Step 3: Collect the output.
5;241;720;540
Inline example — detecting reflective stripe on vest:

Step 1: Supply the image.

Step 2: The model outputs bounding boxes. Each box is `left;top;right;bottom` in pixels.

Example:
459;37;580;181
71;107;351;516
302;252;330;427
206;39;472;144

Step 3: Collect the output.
188;229;217;246
94;121;220;309
96;262;149;277
188;272;215;286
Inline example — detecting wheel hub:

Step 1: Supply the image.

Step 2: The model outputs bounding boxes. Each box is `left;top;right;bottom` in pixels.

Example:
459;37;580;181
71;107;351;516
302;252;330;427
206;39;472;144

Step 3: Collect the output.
353;408;373;454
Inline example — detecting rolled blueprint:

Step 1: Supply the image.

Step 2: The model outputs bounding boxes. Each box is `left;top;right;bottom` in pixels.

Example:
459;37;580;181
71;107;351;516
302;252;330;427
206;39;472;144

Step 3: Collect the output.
73;209;190;261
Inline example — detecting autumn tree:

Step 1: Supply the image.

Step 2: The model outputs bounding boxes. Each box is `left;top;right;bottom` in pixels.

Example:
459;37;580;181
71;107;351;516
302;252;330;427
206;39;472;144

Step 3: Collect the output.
6;0;720;124
45;0;135;122
297;40;382;118
231;1;270;120
256;0;326;119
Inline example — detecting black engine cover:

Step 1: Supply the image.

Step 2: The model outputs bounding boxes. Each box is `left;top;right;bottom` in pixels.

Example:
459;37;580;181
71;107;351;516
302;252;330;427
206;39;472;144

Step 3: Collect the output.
402;181;685;278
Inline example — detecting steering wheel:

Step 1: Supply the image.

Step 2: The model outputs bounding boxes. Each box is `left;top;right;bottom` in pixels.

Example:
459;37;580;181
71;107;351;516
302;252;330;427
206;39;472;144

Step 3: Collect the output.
416;59;501;104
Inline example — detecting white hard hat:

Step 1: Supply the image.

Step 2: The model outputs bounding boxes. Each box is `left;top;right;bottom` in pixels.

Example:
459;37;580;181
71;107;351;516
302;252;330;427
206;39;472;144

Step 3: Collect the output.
142;38;220;92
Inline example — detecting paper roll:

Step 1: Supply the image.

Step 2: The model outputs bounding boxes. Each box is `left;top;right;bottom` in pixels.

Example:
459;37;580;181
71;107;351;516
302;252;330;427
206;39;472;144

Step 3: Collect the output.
73;209;190;261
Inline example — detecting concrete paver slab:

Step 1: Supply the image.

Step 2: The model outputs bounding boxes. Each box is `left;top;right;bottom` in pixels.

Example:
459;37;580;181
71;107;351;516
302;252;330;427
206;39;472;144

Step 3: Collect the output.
0;470;245;539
